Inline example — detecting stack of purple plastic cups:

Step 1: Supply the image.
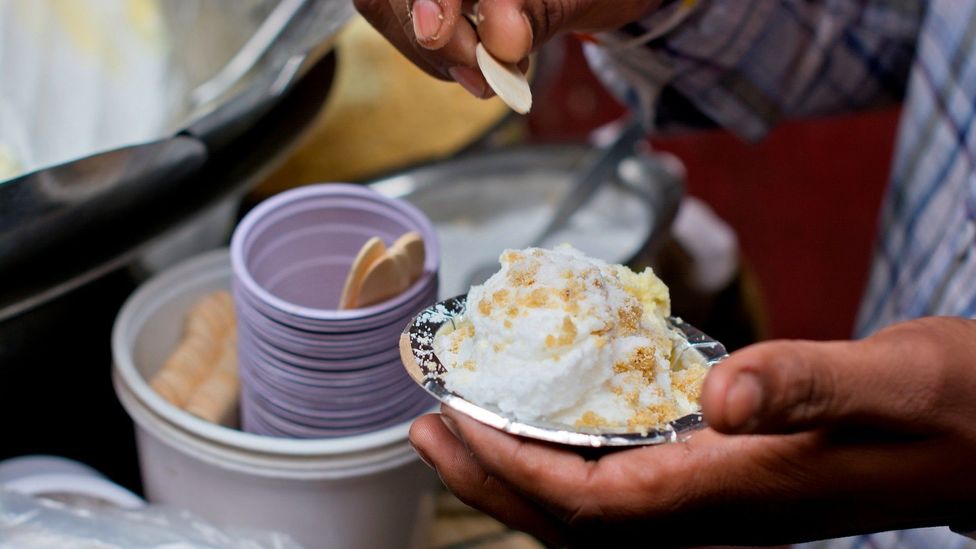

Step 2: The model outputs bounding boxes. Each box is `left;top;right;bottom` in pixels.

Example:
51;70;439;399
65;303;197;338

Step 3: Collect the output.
230;184;438;438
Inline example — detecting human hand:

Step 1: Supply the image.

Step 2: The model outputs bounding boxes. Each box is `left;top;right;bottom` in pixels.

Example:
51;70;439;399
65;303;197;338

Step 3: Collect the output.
352;0;660;98
409;317;976;547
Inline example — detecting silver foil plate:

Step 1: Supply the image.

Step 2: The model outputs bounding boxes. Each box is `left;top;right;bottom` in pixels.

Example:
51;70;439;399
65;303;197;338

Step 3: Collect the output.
400;295;729;447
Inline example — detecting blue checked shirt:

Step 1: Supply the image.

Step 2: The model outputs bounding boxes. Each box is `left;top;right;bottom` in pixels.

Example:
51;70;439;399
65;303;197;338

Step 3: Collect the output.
587;0;976;546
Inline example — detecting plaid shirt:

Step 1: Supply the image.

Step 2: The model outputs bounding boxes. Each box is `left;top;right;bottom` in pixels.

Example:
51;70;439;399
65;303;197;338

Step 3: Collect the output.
589;0;976;546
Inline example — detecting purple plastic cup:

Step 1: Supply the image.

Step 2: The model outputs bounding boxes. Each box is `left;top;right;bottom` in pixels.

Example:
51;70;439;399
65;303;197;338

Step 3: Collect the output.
239;347;408;389
232;184;439;320
236;314;410;364
239;350;414;400
238;334;402;376
245;386;423;427
234;293;433;354
241;368;416;414
243;386;435;439
242;387;435;439
249;374;423;417
232;273;438;333
231;184;440;438
240;333;404;373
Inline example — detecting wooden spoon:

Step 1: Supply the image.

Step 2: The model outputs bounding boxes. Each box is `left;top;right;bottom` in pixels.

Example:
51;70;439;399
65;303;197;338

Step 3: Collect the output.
356;247;411;308
475;43;531;114
463;8;532;114
339;237;386;310
389;231;426;281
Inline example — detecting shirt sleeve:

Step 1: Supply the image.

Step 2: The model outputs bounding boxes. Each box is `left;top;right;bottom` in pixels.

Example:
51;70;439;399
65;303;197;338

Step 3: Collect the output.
585;0;924;140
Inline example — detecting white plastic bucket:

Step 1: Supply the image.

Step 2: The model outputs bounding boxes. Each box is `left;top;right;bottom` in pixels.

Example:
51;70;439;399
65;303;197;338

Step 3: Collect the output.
112;249;438;548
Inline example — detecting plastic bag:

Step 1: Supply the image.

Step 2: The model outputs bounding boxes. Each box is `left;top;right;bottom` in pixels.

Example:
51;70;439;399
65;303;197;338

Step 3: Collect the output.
0;489;302;548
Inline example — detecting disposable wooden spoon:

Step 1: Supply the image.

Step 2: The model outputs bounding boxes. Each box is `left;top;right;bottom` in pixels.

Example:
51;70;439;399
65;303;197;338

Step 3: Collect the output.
340;232;427;309
339;237;386;310
389;231;425;281
356;247;411;308
463;8;532;115
388;245;414;289
475;43;532;114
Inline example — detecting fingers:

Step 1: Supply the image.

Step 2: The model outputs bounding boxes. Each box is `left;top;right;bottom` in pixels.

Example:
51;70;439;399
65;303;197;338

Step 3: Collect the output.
356;0;660;95
436;407;704;533
409;0;463;49
701;339;880;434
431;409;974;545
408;414;567;546
442;410;821;542
355;0;488;90
700;319;975;434
413;317;976;545
440;407;603;517
475;0;534;63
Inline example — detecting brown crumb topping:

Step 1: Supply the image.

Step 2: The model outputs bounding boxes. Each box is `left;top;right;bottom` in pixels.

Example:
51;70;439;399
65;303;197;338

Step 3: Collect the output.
449;323;475;354
557;278;585;315
576;411;609;429
459;360;476;371
619;387;675;428
507;260;540;287
522;287;550;308
502;251;525;264
617;346;657;383
672;363;708;401
559;316;577;345
545;317;577;348
617;302;641;335
627;403;674;429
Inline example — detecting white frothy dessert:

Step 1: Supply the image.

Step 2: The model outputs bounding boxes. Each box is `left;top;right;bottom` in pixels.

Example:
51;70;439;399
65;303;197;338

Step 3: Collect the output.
434;246;708;430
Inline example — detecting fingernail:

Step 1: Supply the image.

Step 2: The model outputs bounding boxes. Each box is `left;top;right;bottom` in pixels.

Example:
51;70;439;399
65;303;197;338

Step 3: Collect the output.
448;66;486;98
440;414;462;440
412;0;444;43
724;372;763;431
408;440;435;470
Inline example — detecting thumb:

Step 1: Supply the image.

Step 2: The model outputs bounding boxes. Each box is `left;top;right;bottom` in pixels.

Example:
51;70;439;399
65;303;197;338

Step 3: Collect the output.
477;0;660;63
699;334;945;435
